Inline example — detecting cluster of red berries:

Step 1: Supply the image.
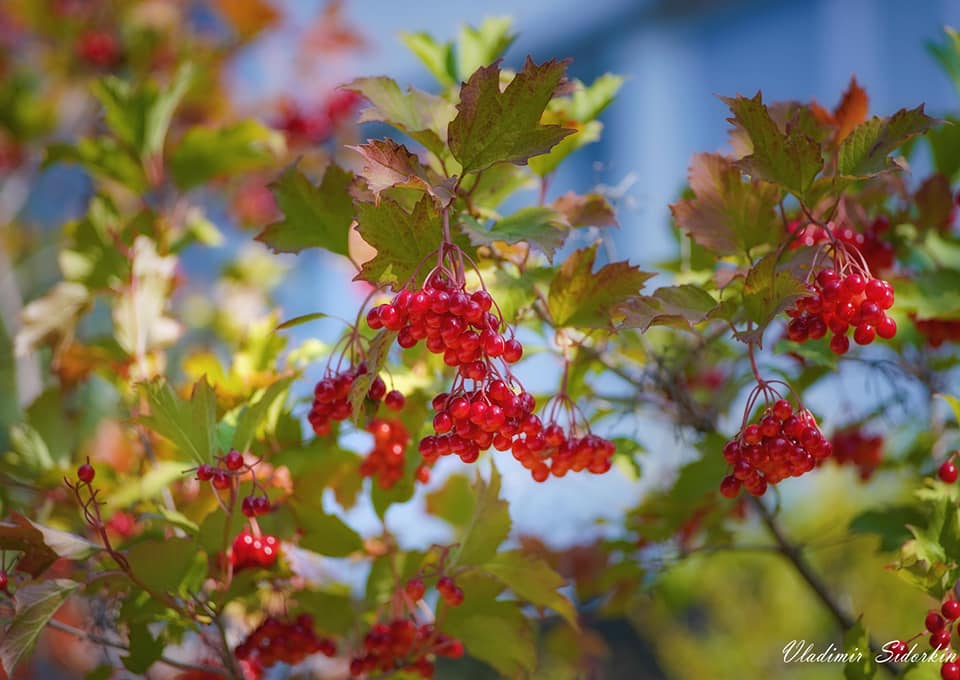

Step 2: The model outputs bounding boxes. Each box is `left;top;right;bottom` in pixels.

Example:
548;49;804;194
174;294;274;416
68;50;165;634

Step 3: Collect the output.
349;619;464;678
274;90;360;145
367;275;523;371
511;422;615;483
939;453;960;484
828;427;883;480
77;30;121;68
308;364;404;436
195;451;271;517
418;381;537;465
231;529;279;571
235;614;336;671
912;315;960;348
361;419;412;489
785;268;896;355
888;595;960;679
720;399;831;498
788;219;895;274
0;570;9;595
405;576;465;607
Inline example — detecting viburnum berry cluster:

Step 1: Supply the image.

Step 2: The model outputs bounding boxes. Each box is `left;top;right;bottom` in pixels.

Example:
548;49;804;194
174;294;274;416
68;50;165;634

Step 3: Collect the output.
720;383;830;498
887;590;960;679
231;529;279;571
786;265;896;355
235;614;336;673
788;218;895;274
349;618;464;678
361;418;412;489
828;426;884;480
913;315;960;347
194;450;272;518
308;363;403;436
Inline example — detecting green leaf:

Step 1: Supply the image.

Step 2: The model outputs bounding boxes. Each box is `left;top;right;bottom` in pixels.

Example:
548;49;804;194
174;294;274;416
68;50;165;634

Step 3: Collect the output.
838;106;937;178
103;461;190;512
256;164;355;257
938;394;960;429
616;284;718;332
425;474;476;528
45;137;147;191
0;579;79;675
0;315;18;449
928;27;960;95
230;377;294;453
122;622;165;674
454;466;510;567
456;17;516;80
276;312;328;330
740;251;809;338
399;32;457;87
849;506;921;552
293;589;356;635
461;207;568;260
92;63;194;161
448;58;575;173
59;197;130;290
349;138;454;204
346;77;456;158
552;191;618;228
843;620;877;680
0;514;100;577
348;330;397;426
14;282;91;357
169;120;284;190
441;573;535;677
528;121;601;176
484;550;578;628
125;537;198;593
671;153;783;257
292;500;363;557
354;195;443;286
721;92;823;197
547;243;654;329
568;73;624;123
196;507;246;554
926;118;960;181
139;376;217;465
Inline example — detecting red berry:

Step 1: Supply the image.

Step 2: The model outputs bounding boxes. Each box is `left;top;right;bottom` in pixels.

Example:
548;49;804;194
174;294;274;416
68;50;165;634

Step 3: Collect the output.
0;571;8;590
876;315;897;339
77;463;95;484
829;333;850;355
385;390;405;411
719;475;740;498
931;629;952;650
405;578;425;601
943;600;960;621
853;324;875;345
437;576;455;594
224;450;244;470
927;611;947;633
443;586;464;606
940;461;959;484
212;470;232;490
943;662;960;680
196;464;214;481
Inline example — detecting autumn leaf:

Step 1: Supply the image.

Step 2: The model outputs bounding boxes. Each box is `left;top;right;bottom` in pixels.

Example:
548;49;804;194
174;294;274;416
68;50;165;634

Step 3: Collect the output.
833;76;869;143
838;105;938;178
547;243;654;329
448;57;575;173
349;138;454;204
617;285;718;332
354;195;445;286
670;153;782;257
552;191;618;227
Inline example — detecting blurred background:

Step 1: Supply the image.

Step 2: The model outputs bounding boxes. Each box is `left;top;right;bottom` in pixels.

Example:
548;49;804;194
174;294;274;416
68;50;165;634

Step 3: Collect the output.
3;0;960;678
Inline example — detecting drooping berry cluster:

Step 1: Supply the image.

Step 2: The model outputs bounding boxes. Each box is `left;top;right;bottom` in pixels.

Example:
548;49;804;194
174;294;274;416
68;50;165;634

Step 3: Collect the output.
419;380;536;465
361;419;410;490
195;450;272;517
788;218;895;274
231;529;279;571
887;591;960;679
828;427;883;480
367;274;523;369
912;315;960;348
308;364;404;436
349;619;464;678
512;419;615;483
720;397;831;498
786;268;896;355
235;614;336;671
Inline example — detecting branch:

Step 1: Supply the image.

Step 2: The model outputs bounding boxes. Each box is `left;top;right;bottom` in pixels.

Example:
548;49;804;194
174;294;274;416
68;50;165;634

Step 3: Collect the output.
46;619;231;679
749;496;902;676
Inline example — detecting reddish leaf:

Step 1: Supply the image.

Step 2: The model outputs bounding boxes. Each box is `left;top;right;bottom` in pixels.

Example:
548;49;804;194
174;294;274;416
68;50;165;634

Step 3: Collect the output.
915;173;954;231
349;139;454;204
833;76;869;143
0;514;99;578
552;191;618;227
670;153;782;257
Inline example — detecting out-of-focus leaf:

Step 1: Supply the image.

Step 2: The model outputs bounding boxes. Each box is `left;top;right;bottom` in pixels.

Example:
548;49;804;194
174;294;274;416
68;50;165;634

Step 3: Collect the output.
14;282;90;357
461;207;568;260
454;466;510;567
169;120;284;190
113;236;181;356
552;191;618;228
0;514;100;577
484;550;578;628
425;474;475;528
121;622;165;674
139;377;218;465
843;620;877;680
456;17;516;80
231;376;293;453
617;285;717;332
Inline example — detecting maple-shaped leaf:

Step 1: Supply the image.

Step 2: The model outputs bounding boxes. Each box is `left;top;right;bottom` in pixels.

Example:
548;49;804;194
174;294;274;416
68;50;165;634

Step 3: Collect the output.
670;153;782;257
453;466;511;567
737;251;809;344
354;195;446;286
460;207;568;260
838;105;938;178
616;284;718;332
348;139;454;205
722;92;823;198
0;579;80;675
448;58;575;173
139;376;218;465
0;514;100;578
345;77;456;158
256;164;355;256
832;76;869;143
547;243;654;329
552;191;618;227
